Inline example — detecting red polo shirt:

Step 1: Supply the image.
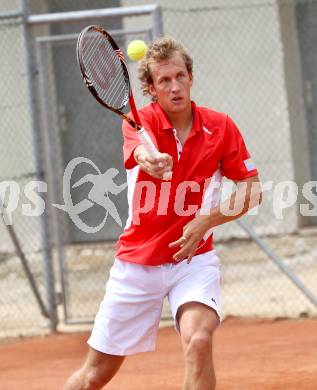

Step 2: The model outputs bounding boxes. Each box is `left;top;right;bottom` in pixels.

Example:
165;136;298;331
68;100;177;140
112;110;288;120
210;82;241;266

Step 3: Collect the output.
115;101;258;265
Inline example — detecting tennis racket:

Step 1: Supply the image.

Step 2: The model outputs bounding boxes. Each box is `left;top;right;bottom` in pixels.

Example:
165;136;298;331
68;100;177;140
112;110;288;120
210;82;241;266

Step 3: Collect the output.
76;25;172;180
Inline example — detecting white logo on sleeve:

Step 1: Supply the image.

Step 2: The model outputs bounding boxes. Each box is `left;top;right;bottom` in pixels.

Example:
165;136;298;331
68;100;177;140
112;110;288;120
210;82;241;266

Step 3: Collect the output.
203;126;213;135
244;158;256;171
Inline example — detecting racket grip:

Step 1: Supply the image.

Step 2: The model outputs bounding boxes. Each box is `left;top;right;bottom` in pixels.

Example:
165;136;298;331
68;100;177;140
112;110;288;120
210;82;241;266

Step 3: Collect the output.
137;128;172;181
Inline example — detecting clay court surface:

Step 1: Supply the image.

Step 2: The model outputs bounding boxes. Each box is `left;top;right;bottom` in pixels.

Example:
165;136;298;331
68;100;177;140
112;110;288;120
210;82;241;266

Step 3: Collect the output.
0;317;316;390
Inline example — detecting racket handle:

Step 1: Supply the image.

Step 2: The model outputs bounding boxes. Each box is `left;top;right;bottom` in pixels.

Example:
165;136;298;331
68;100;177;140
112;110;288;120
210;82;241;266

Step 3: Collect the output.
137;128;172;181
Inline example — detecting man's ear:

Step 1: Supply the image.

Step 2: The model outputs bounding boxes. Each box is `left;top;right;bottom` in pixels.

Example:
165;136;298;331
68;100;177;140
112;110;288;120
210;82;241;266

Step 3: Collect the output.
148;83;157;100
189;72;193;87
148;83;156;97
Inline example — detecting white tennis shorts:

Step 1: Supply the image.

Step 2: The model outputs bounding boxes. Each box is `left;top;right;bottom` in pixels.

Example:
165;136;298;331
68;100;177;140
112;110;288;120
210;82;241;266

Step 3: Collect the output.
87;250;221;356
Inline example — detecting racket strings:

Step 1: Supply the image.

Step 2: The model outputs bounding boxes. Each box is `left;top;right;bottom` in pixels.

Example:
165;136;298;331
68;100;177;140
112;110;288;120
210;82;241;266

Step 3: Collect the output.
81;31;129;110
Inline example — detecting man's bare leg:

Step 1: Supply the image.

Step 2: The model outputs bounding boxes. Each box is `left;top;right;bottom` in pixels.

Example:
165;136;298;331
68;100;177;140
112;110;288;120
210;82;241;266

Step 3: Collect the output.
63;347;125;390
178;302;218;390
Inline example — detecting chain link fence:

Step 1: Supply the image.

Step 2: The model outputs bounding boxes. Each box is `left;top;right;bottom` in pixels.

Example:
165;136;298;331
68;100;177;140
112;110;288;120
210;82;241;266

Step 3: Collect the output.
0;1;52;338
0;0;316;338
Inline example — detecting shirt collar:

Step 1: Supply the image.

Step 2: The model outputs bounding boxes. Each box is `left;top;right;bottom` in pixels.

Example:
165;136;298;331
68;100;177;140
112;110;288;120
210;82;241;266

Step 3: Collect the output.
152;101;202;134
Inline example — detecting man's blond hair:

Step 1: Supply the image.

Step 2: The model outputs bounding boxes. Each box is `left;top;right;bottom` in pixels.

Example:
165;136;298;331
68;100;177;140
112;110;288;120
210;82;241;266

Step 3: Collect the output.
138;37;193;99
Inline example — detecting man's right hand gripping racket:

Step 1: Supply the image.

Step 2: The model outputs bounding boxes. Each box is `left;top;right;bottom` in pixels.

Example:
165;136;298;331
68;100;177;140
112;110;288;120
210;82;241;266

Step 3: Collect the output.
76;25;172;180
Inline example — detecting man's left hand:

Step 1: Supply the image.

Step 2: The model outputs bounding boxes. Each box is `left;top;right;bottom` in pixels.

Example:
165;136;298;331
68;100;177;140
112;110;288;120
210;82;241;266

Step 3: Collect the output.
169;215;212;263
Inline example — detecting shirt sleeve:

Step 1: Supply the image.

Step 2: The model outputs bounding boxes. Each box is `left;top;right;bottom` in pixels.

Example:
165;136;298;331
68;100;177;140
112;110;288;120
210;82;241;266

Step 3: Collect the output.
122;111;158;169
220;115;258;180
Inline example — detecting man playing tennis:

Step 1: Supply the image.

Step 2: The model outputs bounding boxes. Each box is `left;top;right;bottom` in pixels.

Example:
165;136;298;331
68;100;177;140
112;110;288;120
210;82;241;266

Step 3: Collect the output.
64;37;262;390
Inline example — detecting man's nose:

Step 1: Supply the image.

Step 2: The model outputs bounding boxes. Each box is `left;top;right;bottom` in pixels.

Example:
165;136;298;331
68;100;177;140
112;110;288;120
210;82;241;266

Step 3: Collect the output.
171;79;181;92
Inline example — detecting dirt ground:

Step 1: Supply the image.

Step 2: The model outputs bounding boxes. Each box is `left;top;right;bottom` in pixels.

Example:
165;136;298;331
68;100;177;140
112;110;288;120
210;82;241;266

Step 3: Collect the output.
1;230;317;339
0;317;316;390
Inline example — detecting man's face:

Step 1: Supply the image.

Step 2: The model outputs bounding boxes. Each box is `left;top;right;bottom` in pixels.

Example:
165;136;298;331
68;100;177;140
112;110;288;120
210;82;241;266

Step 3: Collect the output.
148;52;193;115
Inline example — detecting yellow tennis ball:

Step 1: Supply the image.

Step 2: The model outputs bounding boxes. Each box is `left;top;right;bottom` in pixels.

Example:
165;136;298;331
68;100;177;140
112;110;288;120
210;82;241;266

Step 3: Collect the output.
127;40;148;61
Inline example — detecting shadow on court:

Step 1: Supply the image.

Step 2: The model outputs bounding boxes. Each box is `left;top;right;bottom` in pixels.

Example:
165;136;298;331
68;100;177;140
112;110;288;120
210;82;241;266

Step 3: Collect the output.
0;317;316;389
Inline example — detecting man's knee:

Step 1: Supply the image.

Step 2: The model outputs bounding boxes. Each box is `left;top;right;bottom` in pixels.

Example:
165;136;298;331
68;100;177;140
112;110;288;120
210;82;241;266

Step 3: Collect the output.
64;350;125;390
182;330;214;369
63;367;108;390
83;368;109;390
184;330;212;352
182;330;216;387
82;352;125;389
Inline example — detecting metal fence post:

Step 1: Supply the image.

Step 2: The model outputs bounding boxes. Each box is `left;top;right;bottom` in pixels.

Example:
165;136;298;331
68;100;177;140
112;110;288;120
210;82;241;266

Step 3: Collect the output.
21;0;58;332
35;42;62;332
152;5;163;38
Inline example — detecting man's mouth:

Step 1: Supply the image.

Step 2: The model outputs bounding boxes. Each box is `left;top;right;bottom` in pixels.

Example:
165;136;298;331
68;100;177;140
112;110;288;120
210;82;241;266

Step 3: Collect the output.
172;96;183;102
